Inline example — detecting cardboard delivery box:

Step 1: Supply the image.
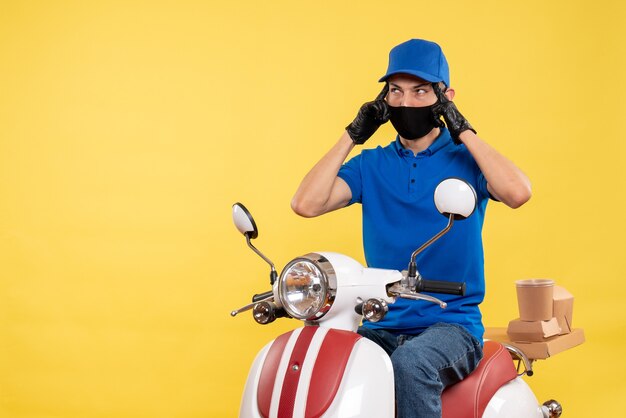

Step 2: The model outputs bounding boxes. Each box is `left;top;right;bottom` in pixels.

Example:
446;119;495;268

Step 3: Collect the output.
553;285;574;334
507;317;561;342
485;327;585;360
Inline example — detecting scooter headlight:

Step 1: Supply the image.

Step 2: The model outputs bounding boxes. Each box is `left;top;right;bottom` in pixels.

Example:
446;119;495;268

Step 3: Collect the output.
278;253;336;320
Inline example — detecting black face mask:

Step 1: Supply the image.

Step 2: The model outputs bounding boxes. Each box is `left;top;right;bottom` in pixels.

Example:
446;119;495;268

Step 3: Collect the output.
388;104;441;140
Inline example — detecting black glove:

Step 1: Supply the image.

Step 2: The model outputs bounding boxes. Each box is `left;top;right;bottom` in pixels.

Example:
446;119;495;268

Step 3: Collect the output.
432;83;476;145
346;84;390;145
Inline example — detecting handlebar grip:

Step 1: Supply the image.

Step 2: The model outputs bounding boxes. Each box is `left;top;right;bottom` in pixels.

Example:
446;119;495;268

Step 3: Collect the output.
252;291;273;303
417;279;465;296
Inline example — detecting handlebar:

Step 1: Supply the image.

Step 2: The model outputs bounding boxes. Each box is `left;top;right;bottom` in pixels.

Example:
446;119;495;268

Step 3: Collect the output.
252;290;273;303
416;279;465;296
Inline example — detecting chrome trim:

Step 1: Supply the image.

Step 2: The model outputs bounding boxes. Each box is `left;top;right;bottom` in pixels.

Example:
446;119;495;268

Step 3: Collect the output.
501;343;534;376
252;301;278;324
541;400;562;418
277;253;337;321
410;213;454;263
362;298;388;322
245;234;277;279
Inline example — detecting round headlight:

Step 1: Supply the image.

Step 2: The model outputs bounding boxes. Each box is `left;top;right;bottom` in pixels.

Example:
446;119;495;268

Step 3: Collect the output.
278;253;336;320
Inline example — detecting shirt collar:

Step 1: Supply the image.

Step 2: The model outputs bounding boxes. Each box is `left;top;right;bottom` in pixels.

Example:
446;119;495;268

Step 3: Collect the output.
393;128;453;157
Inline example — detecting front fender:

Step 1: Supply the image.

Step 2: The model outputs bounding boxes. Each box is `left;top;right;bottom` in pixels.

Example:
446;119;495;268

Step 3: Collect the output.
238;326;394;418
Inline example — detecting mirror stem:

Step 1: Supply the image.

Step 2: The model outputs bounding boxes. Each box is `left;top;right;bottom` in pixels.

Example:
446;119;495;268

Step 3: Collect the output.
407;213;455;279
245;233;277;284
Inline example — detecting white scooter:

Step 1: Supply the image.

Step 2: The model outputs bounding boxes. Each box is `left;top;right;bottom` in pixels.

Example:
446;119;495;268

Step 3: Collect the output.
231;178;562;418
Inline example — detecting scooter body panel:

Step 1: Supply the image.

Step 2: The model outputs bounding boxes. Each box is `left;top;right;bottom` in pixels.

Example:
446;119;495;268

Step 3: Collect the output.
319;337;394;418
241;338;277;418
238;326;394;418
315;252;401;332
482;377;544;418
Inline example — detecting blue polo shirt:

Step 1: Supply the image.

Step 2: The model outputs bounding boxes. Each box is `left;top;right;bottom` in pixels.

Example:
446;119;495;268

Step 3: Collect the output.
337;128;491;342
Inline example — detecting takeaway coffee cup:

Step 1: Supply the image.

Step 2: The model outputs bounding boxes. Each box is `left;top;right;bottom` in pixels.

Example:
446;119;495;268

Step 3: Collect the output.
515;279;555;321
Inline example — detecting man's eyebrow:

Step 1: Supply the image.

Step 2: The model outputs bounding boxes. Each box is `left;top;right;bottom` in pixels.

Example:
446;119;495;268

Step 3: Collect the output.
412;82;431;89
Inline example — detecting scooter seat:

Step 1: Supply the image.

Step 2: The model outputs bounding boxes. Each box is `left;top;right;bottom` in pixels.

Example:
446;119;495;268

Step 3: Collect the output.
441;340;518;418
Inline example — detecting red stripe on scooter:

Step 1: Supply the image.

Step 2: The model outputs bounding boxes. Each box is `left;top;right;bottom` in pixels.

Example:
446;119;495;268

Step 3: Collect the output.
257;330;294;418
277;326;318;418
305;329;362;418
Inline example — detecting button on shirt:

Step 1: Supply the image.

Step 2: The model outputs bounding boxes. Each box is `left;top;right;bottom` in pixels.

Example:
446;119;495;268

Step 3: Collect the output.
337;128;492;342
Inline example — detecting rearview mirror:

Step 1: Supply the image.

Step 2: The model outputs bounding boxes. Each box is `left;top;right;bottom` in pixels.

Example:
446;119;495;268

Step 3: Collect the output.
434;178;477;220
232;203;258;239
406;178;478;280
231;202;276;284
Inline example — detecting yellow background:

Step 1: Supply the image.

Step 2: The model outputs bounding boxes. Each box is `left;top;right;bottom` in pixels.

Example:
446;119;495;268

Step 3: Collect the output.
1;1;624;417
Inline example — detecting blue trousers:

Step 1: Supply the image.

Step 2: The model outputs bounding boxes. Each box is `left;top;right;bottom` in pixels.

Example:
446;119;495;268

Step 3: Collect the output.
358;323;483;418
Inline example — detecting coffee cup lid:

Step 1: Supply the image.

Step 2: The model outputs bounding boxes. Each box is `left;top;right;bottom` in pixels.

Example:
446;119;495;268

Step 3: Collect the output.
515;279;555;287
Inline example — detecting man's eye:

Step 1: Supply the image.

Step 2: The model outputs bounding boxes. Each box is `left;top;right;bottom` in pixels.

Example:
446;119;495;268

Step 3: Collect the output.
416;89;427;94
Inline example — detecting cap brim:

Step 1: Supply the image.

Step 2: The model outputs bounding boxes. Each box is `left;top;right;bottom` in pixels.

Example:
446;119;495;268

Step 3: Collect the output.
379;69;443;84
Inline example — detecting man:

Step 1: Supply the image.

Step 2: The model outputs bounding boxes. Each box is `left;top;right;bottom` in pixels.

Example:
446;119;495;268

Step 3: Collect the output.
291;39;531;418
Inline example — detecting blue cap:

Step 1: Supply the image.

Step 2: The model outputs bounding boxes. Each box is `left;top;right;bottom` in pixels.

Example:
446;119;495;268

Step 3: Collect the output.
379;39;450;86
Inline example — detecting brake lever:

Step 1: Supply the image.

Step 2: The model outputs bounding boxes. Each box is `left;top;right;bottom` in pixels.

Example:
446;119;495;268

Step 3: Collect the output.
230;294;274;317
387;283;447;309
